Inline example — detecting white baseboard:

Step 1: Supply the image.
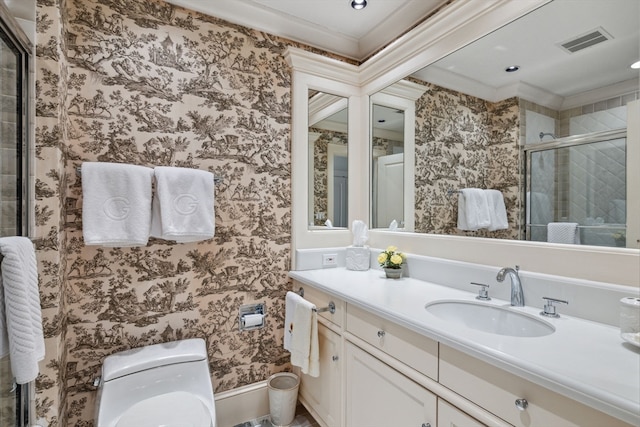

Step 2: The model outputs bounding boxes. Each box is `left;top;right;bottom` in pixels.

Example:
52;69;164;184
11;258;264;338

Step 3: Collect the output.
215;380;269;427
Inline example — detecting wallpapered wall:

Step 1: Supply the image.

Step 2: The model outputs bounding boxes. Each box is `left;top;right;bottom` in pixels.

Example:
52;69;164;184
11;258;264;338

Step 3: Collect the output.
33;0;315;424
413;81;520;239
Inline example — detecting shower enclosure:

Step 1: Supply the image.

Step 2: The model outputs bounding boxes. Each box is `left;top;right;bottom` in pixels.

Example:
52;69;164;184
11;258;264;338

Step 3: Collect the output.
0;2;32;426
525;129;627;247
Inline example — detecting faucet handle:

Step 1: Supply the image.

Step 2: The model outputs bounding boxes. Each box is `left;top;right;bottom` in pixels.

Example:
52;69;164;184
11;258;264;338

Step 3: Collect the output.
540;296;569;318
470;282;491;301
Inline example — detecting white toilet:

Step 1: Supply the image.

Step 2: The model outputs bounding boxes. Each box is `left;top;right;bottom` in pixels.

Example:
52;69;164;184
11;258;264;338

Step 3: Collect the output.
94;338;216;427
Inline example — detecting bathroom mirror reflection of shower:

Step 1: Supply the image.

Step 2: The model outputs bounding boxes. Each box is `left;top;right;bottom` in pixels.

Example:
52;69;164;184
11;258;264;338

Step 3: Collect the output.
525;130;631;248
366;0;639;248
308;90;348;229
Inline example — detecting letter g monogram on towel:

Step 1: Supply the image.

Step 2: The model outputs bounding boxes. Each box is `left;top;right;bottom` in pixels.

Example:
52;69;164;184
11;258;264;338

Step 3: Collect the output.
173;193;199;215
103;197;131;220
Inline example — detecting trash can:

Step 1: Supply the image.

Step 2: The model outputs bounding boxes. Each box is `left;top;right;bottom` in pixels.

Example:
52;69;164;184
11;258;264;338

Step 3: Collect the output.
267;372;300;426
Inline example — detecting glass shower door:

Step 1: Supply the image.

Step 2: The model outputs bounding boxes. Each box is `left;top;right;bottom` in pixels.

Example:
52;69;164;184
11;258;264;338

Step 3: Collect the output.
0;8;30;426
525;131;627;247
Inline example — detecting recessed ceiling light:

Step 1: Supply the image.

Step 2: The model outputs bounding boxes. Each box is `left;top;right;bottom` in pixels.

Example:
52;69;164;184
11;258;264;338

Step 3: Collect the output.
351;0;367;10
631;60;640;69
505;65;520;72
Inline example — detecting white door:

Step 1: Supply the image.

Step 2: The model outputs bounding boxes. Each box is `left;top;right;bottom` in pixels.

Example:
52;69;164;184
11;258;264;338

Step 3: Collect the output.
345;342;436;427
375;153;404;228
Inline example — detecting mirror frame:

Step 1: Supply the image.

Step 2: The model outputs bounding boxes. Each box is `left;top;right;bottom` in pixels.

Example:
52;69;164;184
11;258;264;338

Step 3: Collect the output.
286;0;639;286
285;49;367;259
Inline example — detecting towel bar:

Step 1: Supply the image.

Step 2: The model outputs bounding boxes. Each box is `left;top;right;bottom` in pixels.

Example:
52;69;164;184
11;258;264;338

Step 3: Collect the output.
297;287;336;314
75;166;223;184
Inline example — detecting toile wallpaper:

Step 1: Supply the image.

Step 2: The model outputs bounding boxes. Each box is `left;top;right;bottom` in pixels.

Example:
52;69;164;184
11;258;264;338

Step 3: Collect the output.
33;0;307;424
413;81;520;239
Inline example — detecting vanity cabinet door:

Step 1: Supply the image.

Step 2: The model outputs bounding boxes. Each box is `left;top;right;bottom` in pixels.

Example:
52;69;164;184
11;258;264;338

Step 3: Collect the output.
298;324;342;427
345;342;436;427
438;399;487;427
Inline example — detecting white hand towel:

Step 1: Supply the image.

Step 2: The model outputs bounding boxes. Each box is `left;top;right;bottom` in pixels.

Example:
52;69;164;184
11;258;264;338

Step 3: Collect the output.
547;222;581;244
150;167;215;243
284;291;319;377
457;188;491;231
0;237;45;384
82;162;154;247
485;189;508;231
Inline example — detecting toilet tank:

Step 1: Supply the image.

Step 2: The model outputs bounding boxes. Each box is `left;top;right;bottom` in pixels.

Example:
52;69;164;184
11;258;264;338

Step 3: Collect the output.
101;338;208;381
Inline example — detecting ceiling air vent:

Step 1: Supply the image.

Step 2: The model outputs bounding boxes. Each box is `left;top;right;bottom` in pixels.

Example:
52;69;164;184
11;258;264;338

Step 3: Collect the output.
559;27;612;53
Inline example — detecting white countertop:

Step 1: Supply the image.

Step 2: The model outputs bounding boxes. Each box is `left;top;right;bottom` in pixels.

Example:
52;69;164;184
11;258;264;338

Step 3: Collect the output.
289;267;640;425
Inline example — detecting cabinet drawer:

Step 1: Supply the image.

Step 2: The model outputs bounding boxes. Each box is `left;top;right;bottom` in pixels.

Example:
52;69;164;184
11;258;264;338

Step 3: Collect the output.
439;345;633;427
346;304;438;381
294;282;344;328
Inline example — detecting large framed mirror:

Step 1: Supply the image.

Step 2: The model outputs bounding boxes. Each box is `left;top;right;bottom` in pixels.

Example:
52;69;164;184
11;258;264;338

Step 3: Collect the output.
369;0;639;249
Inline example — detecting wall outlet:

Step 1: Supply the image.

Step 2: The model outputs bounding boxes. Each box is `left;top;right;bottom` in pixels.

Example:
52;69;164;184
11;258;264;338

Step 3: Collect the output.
322;253;338;267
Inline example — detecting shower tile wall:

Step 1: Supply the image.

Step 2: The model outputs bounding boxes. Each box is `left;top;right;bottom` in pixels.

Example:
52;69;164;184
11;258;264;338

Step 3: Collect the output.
558;91;639;136
522;94;634;246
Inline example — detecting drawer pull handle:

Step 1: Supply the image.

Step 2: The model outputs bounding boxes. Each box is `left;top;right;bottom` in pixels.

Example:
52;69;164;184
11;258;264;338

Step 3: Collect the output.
515;398;528;411
377;330;385;338
332;355;339;362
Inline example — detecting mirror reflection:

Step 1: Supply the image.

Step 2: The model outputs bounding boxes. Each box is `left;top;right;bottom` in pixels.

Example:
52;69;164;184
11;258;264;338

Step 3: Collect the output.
308;91;348;228
372;104;405;228
526;130;627;247
370;0;639;248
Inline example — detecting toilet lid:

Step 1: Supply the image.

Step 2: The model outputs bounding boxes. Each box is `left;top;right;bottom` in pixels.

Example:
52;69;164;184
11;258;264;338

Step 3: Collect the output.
116;391;213;427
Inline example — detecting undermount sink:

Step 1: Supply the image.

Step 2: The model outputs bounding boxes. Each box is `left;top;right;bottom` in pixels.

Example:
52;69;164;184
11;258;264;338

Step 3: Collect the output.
425;300;555;337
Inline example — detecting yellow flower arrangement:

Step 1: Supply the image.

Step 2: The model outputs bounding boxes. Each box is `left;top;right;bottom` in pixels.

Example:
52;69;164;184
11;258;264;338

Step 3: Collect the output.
377;246;405;269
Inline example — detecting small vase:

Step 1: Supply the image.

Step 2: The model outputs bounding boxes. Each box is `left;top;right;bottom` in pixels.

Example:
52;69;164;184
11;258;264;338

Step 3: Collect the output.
383;267;402;279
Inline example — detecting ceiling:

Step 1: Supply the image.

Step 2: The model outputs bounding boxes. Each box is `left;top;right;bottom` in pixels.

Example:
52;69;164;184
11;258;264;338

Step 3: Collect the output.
164;0;446;61
166;0;639;110
414;0;640;109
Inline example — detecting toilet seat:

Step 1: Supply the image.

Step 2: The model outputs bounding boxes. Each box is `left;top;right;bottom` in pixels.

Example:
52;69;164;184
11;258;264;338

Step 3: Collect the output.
115;391;213;427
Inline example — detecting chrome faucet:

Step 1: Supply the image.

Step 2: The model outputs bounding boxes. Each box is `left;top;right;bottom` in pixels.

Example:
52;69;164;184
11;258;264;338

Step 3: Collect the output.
496;265;524;307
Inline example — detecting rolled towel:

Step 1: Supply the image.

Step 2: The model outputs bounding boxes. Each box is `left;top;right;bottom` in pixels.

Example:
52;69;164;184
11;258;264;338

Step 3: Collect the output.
150;167;215;243
0;237;45;384
485;189;508;231
82;162;154;247
547;222;581;244
457;188;491;231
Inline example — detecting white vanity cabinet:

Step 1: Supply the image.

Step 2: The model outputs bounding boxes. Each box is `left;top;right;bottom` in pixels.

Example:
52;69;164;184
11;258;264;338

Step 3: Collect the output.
292;280;635;427
345;342;437;427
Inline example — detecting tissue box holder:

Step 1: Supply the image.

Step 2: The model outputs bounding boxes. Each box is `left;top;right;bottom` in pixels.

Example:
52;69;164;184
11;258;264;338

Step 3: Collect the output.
346;246;370;271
